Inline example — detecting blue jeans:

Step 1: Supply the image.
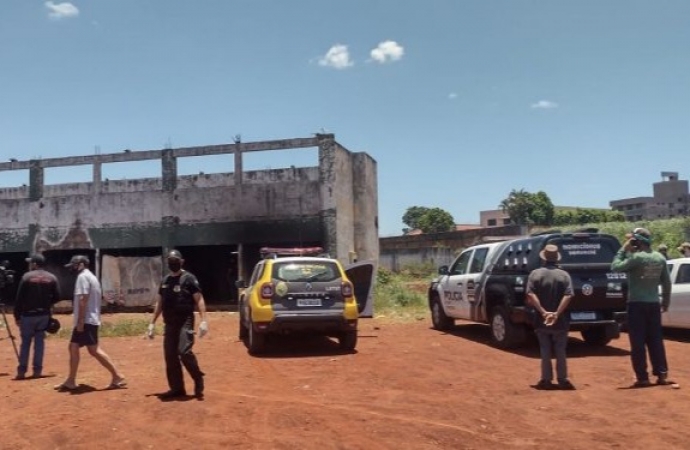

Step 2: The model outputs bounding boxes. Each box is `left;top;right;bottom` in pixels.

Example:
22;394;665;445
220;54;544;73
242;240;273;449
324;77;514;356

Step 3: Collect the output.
535;328;569;382
18;314;50;376
627;302;668;381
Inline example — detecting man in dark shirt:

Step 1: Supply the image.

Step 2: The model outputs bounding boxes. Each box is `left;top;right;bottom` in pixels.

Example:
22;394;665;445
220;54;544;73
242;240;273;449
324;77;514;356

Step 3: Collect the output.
526;244;574;390
13;253;61;379
148;249;209;399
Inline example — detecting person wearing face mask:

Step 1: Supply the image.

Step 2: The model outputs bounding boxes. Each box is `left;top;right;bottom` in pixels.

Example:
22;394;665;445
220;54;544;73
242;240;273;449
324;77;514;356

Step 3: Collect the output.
148;249;208;399
54;255;126;391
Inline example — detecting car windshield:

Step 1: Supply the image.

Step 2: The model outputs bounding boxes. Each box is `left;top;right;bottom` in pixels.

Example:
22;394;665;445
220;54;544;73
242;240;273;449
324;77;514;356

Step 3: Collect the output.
550;237;619;264
273;261;340;282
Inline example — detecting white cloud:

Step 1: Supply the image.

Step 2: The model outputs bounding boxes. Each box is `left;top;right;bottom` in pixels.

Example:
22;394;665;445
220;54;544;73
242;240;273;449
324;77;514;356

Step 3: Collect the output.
370;40;404;64
531;100;559;109
448;93;458;100
318;45;354;70
45;2;79;20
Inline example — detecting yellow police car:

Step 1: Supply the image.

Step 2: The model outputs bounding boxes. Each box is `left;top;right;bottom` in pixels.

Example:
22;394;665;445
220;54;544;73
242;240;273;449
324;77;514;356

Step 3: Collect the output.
236;247;360;354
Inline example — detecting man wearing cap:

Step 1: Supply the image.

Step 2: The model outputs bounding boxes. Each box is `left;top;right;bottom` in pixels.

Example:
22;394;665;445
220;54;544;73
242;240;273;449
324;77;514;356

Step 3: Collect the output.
148;249;208;399
526;244;575;390
611;228;672;388
13;253;61;379
55;255;126;391
678;242;690;258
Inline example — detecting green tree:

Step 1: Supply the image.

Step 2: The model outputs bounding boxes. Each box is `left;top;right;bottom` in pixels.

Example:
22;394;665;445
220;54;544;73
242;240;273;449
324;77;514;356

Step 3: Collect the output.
417;207;455;233
499;189;554;226
402;206;430;233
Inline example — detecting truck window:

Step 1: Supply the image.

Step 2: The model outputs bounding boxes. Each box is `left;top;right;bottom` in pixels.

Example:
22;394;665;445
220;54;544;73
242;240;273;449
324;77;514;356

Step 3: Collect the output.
677;264;690;284
449;251;471;275
469;248;489;274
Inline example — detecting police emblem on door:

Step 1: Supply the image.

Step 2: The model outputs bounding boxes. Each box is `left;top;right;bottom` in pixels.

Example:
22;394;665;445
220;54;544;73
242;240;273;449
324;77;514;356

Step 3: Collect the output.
582;283;593;296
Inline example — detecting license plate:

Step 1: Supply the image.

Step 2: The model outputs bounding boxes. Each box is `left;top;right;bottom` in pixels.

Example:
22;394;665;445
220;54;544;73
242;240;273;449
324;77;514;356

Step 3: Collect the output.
297;298;322;307
571;311;597;321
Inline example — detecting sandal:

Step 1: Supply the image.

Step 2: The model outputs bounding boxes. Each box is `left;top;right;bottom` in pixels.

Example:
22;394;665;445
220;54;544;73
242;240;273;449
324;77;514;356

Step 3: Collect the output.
54;383;77;392
106;378;127;390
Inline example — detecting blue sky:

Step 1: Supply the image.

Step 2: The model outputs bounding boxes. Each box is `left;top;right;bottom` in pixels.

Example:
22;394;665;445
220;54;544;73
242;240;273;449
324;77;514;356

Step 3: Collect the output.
1;1;689;237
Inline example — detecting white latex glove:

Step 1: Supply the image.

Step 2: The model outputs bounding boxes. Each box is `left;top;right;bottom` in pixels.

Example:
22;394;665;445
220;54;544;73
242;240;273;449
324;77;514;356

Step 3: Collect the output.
146;323;155;339
198;320;209;338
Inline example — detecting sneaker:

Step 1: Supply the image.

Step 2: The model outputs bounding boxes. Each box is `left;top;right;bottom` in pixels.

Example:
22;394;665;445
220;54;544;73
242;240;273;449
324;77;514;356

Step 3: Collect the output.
557;379;576;390
158;389;187;399
535;379;555;390
631;379;652;388
13;373;26;381
656;375;674;386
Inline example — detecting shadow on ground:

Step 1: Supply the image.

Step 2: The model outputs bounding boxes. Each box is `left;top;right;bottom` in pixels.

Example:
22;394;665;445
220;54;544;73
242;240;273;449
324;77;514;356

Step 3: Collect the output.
438;323;630;358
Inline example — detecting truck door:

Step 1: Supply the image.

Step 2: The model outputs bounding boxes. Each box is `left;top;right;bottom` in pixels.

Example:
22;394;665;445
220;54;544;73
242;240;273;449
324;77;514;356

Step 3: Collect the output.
466;247;490;321
439;250;472;319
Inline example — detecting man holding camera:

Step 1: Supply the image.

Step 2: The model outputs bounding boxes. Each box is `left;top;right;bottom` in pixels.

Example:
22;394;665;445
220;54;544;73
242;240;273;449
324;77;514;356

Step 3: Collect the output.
13;253;61;379
611;228;672;388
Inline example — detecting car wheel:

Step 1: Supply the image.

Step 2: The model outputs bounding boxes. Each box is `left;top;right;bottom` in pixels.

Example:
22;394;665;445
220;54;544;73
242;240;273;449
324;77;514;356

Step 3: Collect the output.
238;315;249;340
489;306;526;349
247;320;266;355
581;327;612;346
338;330;358;351
430;297;454;331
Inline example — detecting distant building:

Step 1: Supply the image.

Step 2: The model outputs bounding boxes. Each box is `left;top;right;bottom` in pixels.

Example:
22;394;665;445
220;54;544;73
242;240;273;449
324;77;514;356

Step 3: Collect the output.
610;172;690;221
480;210;513;227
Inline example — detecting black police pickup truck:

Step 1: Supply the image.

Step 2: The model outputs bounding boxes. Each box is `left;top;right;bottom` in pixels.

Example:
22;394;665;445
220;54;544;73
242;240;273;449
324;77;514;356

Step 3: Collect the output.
428;229;627;348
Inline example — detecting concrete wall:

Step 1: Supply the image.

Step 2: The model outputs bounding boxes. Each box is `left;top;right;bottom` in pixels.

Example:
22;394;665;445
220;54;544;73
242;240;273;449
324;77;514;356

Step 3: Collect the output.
379;225;522;271
0;135;378;303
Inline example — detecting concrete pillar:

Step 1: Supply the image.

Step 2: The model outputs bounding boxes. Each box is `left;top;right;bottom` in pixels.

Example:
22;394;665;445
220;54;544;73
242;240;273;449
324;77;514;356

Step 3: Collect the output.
93;161;102;194
317;134;337;259
234;142;243;186
28;160;44;201
162;149;177;192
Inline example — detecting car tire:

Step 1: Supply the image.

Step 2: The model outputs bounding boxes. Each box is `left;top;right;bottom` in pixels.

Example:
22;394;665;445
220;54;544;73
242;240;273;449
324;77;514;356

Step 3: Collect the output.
238;316;249;340
430;297;454;331
581;327;612;347
247;320;267;355
489;306;526;349
338;330;358;351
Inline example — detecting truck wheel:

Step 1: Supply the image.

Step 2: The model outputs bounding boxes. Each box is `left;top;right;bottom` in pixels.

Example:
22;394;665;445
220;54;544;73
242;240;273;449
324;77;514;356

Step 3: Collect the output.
338;330;358;351
247;320;267;355
431;297;454;331
489;306;526;349
581;328;612;347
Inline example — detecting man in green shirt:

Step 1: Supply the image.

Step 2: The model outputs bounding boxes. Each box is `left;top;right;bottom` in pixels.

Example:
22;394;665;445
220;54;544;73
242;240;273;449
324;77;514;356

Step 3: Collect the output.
611;228;672;388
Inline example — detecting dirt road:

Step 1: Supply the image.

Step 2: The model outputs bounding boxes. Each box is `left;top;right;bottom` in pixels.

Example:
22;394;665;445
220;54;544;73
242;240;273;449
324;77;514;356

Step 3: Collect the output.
1;313;689;449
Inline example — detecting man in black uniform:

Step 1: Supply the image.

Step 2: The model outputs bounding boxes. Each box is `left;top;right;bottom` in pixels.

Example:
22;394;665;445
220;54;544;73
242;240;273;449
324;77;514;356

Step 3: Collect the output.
14;253;61;379
148;249;209;399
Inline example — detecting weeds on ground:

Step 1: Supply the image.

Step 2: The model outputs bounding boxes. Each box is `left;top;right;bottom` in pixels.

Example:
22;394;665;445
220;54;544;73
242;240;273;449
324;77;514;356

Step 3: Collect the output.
373;266;434;322
52;317;153;339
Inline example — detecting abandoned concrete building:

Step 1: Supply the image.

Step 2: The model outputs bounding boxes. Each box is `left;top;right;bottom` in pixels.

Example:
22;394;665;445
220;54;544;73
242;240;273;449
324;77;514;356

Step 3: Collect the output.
0;134;378;307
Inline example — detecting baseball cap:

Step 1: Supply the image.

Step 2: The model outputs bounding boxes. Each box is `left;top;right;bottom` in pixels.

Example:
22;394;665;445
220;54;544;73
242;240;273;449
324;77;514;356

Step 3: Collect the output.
25;253;46;266
65;254;89;267
167;249;183;260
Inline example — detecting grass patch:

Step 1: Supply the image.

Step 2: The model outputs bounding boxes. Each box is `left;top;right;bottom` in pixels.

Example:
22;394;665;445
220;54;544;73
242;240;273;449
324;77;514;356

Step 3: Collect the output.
373;267;432;322
52;316;154;339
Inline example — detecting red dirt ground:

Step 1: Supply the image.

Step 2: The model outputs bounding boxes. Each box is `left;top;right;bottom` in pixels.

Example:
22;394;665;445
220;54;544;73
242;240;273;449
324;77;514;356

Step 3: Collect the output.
1;313;690;449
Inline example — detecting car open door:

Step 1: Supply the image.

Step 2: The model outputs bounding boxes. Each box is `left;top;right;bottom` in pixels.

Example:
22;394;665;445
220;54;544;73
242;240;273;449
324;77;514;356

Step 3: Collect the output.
345;260;376;318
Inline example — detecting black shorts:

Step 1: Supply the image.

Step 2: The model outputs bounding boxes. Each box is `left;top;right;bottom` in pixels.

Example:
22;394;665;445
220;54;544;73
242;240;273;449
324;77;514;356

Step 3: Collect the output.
70;324;99;347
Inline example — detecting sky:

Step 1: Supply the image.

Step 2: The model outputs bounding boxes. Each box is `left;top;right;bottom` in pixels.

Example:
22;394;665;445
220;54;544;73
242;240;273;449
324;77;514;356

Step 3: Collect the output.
1;1;689;237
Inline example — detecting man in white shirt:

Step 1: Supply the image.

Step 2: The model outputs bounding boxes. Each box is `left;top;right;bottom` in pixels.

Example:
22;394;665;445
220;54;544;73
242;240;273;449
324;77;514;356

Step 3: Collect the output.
55;255;126;391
